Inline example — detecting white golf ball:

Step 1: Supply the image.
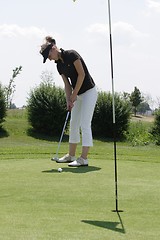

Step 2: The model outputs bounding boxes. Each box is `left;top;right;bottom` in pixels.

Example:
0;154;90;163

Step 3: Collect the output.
58;168;62;172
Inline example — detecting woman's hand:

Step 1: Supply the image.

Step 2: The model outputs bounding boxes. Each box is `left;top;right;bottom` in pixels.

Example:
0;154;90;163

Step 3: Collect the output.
67;100;74;112
67;93;77;111
70;93;77;103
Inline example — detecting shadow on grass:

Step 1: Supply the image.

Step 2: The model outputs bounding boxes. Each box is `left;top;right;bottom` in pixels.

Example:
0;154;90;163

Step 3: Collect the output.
82;212;125;234
0;127;9;138
27;127;69;142
42;166;101;174
132;115;142;119
94;135;126;143
27;127;122;143
27;127;125;143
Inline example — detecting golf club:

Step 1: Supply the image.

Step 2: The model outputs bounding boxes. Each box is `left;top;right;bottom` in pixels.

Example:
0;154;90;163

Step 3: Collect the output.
51;111;70;161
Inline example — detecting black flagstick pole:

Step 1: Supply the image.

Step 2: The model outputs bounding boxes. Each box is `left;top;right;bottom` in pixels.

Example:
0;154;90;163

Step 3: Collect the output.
107;0;123;213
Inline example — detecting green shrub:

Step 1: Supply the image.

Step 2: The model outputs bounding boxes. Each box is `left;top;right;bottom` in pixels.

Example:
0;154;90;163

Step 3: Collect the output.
0;83;7;127
151;109;160;145
125;121;152;146
92;91;131;139
27;81;67;136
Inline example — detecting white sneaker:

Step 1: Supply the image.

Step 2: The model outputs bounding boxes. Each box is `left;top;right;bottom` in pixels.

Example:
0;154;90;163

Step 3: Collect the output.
56;154;76;163
68;157;88;167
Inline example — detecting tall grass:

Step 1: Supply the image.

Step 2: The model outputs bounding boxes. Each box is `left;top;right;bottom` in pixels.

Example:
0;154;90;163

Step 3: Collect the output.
125;119;153;146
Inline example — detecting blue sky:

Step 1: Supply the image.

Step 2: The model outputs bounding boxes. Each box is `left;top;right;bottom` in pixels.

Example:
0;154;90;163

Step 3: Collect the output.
0;0;160;108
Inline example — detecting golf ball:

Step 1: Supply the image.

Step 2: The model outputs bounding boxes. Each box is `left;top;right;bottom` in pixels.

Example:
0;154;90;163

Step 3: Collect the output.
58;168;62;172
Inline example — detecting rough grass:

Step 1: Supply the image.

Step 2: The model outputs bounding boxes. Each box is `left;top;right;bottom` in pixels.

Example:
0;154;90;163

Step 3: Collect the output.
124;114;154;146
0;110;160;240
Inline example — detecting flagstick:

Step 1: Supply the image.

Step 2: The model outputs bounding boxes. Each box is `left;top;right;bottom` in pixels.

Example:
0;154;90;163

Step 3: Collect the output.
107;0;123;213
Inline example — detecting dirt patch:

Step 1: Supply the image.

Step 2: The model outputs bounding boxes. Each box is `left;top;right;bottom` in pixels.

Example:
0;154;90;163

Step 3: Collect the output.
131;115;154;122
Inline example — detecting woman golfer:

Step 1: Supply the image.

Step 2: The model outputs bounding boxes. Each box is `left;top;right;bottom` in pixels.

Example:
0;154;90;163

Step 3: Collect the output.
40;36;97;167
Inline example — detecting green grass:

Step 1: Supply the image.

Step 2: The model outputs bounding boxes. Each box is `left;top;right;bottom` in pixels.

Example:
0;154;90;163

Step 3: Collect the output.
0;110;160;240
125;116;154;146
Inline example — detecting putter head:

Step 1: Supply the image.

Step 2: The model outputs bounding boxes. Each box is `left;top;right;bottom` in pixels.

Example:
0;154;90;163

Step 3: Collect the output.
51;157;59;161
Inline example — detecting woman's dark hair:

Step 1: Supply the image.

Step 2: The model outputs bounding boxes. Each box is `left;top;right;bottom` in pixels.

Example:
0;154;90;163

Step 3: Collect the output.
45;36;56;45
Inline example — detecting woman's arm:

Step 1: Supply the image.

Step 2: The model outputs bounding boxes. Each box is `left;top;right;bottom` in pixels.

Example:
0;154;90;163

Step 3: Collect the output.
61;74;74;111
70;59;85;103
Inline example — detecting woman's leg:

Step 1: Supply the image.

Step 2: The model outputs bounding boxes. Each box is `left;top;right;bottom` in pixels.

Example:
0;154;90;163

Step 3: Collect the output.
69;96;81;156
80;87;98;154
81;146;90;159
68;87;97;166
57;97;81;163
69;143;77;156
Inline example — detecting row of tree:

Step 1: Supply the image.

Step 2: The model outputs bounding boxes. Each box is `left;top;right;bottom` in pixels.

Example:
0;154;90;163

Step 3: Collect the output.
122;87;151;116
1;71;160;143
0;70;153;127
0;68;154;115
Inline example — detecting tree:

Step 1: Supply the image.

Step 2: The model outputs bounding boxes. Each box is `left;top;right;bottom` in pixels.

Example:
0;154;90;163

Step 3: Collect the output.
92;91;131;139
151;109;160;145
143;93;154;110
130;87;143;116
5;66;22;108
122;91;131;102
27;72;67;136
0;83;7;127
137;101;151;114
156;97;160;109
40;70;55;84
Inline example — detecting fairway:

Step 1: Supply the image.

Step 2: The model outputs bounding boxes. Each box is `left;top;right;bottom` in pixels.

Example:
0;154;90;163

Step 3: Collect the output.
0;110;160;240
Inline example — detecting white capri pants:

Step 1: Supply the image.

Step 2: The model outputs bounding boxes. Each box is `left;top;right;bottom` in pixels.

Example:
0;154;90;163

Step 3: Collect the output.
69;86;98;147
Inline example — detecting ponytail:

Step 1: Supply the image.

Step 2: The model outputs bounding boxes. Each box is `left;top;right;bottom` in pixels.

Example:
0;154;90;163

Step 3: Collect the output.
45;36;56;45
